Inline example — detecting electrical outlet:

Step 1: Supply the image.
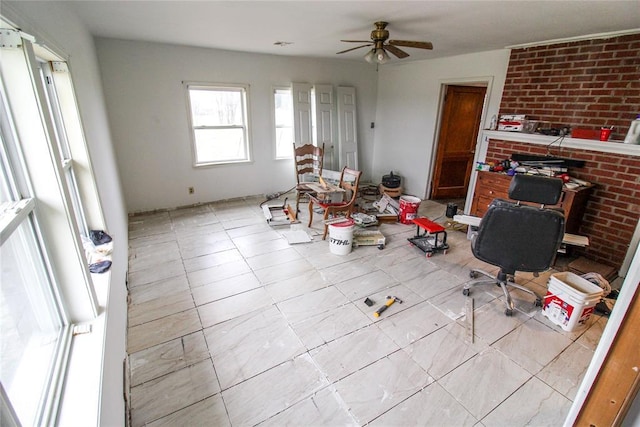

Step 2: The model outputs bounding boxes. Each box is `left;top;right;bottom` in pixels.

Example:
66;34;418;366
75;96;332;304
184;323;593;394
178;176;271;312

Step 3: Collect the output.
188;187;194;194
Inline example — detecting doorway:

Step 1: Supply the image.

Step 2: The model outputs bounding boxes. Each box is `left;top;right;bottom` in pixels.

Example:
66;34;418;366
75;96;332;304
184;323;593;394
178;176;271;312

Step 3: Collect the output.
430;84;487;200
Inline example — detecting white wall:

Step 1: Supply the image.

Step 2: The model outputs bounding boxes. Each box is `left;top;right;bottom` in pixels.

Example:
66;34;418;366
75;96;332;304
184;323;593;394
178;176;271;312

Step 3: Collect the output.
372;49;510;198
95;38;379;213
3;2;128;426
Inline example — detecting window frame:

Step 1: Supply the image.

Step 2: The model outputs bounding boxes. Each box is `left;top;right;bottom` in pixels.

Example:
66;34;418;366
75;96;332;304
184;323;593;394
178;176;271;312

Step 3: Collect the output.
0;27;103;426
37;59;89;238
184;82;252;167
0;71;72;427
272;86;294;160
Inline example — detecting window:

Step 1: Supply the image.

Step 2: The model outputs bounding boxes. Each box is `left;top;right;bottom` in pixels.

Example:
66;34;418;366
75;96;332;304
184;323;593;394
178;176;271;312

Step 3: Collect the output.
37;60;88;237
0;27;101;426
273;87;293;159
0;83;70;427
186;84;251;165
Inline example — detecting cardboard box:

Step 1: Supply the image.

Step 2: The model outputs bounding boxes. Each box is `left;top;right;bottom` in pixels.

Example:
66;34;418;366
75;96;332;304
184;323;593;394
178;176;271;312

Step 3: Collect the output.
498;115;527;132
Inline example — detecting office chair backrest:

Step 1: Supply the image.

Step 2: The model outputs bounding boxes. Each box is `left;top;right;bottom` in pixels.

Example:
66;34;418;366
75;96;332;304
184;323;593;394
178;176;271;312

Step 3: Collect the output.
508;173;563;205
472;174;565;275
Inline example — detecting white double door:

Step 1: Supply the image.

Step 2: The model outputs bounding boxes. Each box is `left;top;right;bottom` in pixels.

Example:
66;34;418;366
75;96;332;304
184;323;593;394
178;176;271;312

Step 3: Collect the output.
292;83;358;171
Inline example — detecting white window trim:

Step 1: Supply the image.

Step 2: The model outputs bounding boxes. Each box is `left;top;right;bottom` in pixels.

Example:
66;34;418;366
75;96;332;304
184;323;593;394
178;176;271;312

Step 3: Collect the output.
0;25;109;426
184;81;253;167
272;85;294;160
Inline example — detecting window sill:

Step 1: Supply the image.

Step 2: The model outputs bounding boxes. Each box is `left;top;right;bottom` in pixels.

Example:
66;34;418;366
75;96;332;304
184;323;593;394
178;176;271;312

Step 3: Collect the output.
56;267;111;426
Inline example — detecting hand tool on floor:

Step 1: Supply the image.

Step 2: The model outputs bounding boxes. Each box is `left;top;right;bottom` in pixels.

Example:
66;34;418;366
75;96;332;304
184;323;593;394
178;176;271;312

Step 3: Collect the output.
374;296;402;317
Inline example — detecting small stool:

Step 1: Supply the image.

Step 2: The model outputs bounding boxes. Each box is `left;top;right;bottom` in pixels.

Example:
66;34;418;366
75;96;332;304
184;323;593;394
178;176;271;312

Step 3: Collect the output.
408;217;449;258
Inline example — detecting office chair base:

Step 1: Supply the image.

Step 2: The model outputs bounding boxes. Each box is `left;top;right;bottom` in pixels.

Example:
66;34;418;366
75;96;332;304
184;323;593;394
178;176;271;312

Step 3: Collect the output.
463;269;543;316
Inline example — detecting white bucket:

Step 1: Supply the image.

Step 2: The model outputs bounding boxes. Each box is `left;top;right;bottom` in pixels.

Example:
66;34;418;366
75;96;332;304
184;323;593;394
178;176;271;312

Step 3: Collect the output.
328;219;355;255
542;272;603;332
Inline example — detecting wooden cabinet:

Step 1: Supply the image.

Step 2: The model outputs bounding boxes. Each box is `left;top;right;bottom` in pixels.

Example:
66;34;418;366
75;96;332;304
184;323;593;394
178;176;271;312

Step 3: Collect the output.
470;171;593;234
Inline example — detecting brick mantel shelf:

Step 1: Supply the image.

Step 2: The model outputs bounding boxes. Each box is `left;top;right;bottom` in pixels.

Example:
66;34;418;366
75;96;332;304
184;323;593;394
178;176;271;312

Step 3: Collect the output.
483;130;640;157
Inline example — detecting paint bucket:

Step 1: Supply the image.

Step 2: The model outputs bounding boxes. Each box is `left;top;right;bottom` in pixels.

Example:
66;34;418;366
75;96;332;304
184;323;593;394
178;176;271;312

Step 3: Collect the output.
399;196;421;225
542;272;603;332
328;219;355;255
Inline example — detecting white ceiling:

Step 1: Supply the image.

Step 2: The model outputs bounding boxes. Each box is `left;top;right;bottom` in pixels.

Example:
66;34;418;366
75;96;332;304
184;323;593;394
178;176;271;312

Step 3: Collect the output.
68;1;640;63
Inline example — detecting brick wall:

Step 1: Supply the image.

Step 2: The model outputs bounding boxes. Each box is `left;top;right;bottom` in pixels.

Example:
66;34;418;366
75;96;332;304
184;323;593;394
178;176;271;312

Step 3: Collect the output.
500;33;640;141
485;139;640;270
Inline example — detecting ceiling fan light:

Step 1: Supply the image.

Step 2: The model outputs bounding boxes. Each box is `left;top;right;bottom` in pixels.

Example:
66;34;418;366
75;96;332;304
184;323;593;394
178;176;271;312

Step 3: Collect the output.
364;49;376;63
375;48;390;64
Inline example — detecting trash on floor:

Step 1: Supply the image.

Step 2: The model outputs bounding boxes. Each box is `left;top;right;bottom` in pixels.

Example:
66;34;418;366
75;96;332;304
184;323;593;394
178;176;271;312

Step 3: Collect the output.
282;229;313;244
263;199;299;226
353;229;386;249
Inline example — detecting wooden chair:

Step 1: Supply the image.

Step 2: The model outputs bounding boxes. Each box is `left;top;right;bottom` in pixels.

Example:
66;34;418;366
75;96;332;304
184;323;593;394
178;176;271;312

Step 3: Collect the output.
293;143;324;212
308;166;362;240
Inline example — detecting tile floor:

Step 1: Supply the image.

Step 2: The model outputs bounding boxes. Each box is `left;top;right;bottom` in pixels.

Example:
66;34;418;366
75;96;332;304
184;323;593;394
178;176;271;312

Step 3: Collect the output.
126;196;608;426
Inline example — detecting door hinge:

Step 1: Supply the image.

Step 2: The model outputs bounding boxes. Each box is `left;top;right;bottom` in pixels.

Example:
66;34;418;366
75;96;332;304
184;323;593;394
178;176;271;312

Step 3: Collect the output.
72;323;93;336
0;29;22;49
51;61;69;73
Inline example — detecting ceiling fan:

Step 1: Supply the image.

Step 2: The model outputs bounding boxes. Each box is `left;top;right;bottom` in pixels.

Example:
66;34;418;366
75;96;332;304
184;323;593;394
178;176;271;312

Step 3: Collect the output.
337;21;433;64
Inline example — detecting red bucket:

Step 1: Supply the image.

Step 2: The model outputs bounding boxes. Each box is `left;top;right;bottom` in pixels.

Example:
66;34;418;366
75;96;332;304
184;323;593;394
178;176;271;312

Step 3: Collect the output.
399;196;421;224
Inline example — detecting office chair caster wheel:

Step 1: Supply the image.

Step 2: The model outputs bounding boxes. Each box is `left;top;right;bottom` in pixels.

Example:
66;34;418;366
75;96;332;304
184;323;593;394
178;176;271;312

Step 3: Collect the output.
505;308;514;316
426;252;433;258
462;288;471;296
534;298;542;307
378;244;384;250
469;271;479;279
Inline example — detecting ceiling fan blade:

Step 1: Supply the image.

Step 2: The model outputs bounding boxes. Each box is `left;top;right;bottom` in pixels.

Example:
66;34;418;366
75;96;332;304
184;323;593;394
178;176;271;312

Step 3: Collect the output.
336;44;372;54
385;44;409;59
388;40;434;50
340;40;373;43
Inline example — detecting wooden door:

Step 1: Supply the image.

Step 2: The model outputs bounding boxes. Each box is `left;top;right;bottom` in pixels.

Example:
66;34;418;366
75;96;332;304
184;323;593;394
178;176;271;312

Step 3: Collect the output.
431;85;486;199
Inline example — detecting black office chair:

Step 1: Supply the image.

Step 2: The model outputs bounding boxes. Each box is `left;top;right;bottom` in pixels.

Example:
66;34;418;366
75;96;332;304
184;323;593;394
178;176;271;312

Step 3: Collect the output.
463;173;566;316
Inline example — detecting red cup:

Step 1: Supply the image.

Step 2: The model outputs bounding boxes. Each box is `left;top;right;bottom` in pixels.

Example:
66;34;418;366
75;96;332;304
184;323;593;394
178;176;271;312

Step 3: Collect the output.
600;128;612;141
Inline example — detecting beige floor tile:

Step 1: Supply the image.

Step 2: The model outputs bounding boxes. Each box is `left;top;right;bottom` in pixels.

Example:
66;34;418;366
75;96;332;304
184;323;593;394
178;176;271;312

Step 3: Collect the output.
128;259;185;288
204;306;306;389
290;302;371;350
191;272;261;306
481;376;572;426
245;247;302;270
370;382;477;426
493;317;574;374
186;259;252;288
146;395;230;427
127;308;202;353
311;325;400;382
197;287;273;327
125;198;602;427
129;331;209;387
259;386;357;426
223;354;328;426
334;350;433;424
377;300;453;348
439;347;531;419
253;257;316;285
277;286;350;325
130;359;219;427
128;274;190;305
536;340;595;399
128;288;195;327
263;269;329;302
182;248;244;272
404;322;488;380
